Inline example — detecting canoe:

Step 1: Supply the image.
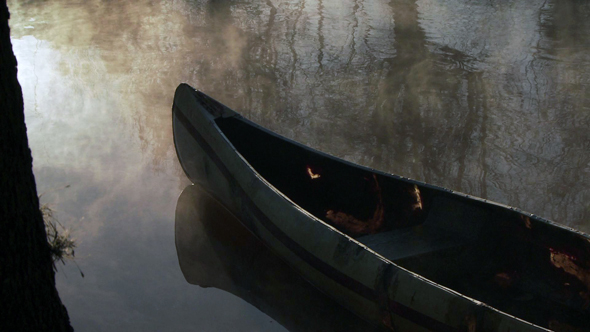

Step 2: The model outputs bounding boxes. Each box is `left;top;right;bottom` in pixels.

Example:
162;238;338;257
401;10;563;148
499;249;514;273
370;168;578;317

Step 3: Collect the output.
172;83;590;332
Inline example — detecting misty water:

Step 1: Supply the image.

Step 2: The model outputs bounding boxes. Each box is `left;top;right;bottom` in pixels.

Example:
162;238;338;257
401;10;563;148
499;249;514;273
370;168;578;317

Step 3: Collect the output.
7;0;590;330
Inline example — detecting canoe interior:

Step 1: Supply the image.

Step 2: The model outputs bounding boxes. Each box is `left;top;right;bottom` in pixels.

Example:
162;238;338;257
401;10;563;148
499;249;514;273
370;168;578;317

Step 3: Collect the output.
215;116;590;330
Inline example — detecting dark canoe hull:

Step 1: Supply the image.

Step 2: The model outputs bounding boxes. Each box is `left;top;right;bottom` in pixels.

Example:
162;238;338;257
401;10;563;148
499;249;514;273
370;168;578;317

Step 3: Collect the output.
172;84;588;331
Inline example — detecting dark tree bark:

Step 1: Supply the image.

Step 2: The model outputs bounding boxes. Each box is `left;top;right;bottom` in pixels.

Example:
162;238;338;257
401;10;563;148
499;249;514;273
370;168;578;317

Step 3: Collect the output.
0;1;73;331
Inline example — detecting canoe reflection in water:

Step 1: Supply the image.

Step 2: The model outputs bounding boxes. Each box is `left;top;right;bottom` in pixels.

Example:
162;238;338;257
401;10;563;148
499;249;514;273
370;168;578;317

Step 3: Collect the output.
175;184;387;332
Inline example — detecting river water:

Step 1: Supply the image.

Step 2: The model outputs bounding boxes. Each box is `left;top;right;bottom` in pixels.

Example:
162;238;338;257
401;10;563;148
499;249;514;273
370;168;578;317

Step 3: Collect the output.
7;0;590;331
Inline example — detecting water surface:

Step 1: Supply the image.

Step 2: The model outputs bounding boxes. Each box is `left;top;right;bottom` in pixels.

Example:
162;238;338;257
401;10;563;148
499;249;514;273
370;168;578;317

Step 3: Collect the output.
7;0;590;330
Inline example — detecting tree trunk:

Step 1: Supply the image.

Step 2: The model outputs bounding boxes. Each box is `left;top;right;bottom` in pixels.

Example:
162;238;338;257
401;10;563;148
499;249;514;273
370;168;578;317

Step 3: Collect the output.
0;1;73;331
